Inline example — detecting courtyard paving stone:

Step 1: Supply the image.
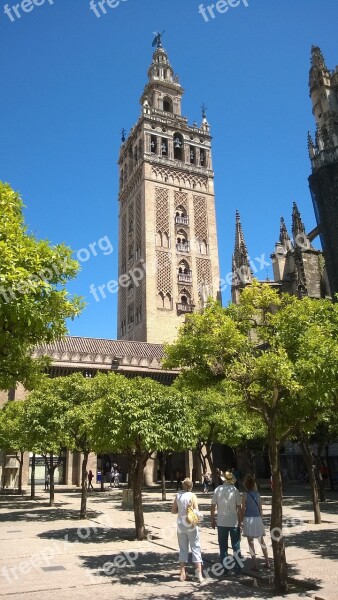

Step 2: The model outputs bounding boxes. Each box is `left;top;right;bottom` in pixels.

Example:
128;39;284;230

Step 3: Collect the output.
0;485;337;599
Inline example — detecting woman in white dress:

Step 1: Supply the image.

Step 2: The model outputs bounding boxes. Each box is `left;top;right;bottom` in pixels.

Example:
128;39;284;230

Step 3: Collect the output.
241;474;269;570
171;478;204;583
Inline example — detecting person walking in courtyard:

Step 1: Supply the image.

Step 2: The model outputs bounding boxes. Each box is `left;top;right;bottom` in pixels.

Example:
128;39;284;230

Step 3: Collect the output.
114;466;120;487
203;469;211;493
241;474;269;570
211;470;242;575
45;472;50;491
88;469;94;491
171;477;204;583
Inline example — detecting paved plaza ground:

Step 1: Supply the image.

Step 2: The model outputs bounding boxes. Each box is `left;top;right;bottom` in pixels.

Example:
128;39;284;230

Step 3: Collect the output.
0;484;337;600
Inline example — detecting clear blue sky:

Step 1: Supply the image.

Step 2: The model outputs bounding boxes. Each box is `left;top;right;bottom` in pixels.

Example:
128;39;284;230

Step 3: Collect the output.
1;0;337;339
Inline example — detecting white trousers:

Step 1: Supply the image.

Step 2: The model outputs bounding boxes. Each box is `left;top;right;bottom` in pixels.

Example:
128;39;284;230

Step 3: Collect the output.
177;522;202;563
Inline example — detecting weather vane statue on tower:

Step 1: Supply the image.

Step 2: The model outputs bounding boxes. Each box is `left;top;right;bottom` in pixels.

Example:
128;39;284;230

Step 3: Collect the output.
152;30;165;49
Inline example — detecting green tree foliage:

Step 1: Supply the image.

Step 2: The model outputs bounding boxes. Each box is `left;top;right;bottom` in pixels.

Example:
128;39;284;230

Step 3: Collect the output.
0;400;29;493
23;381;70;506
176;382;266;479
25;374;99;513
164;283;338;593
0;182;83;389
91;373;197;540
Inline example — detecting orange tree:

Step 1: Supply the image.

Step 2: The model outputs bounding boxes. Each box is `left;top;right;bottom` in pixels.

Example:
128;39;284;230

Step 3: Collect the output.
164;283;338;594
90;373;197;541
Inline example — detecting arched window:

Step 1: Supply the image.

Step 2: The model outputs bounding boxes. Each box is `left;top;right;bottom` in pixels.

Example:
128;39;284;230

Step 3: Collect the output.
163;96;173;113
157;292;165;309
176;229;188;247
200;149;205;166
200;239;208;255
161;138;168;156
151;135;157;154
178;260;190;274
175;205;188;225
173;132;184;161
164;293;172;310
162;232;169;248
178;260;191;282
156;231;163;247
180;289;191;304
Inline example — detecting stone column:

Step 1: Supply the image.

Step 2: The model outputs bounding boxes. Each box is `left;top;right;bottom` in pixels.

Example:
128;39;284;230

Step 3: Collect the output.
65;450;73;486
22;451;30;488
144;454;157;486
185;450;193;480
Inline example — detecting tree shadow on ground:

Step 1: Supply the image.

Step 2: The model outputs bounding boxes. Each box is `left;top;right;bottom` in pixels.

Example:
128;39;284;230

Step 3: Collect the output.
286;526;338;560
38;526;138;543
79;550;312;599
0;507;101;522
0;498;51;510
282;496;338;514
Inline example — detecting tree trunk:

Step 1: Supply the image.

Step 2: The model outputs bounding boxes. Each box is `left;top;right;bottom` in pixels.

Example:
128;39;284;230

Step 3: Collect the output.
268;429;288;594
160;452;167;501
49;453;55;507
80;452;89;518
132;457;146;541
299;440;321;524
17;451;24;495
30;453;36;500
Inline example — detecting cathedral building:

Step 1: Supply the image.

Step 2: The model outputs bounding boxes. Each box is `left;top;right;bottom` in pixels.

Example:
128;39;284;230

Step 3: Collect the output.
117;37;220;343
308;46;338;298
232;46;336;305
231;203;330;304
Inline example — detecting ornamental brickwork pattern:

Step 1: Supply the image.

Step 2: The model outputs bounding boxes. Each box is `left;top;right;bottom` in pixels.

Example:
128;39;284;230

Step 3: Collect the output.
174;190;188;212
193;195;208;241
196;258;212;285
155;187;170;237
156;251;173;296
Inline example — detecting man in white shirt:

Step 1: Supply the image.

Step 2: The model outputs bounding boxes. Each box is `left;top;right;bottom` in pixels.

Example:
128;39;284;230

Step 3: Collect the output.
211;470;242;574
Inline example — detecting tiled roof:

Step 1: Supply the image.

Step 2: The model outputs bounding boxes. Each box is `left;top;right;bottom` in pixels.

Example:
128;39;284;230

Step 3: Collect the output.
37;336;164;360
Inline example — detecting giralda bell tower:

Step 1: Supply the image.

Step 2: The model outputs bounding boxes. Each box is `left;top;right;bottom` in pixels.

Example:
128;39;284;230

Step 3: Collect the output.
117;35;220;344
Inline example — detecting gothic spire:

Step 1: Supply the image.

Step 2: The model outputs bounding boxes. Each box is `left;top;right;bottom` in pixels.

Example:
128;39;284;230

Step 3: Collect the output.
309;45;330;93
232;211;252;284
292;202;311;249
310;45;328;71
279;217;292;248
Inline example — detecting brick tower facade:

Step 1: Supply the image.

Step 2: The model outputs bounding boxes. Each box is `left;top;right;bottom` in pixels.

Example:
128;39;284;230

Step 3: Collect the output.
308;46;338;297
117;38;220;343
